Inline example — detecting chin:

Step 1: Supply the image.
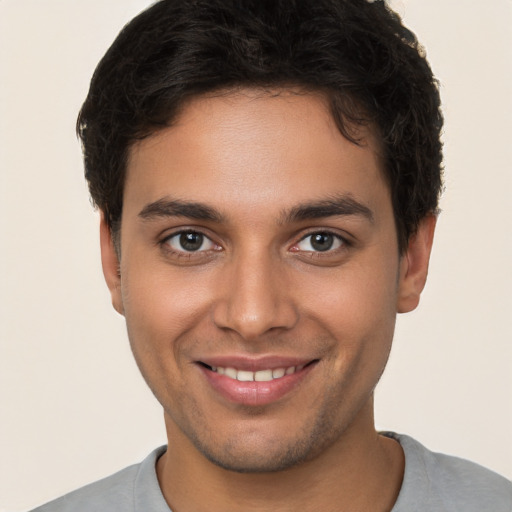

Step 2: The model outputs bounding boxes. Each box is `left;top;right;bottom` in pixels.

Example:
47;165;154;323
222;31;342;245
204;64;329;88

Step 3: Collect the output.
189;419;337;474
199;444;311;474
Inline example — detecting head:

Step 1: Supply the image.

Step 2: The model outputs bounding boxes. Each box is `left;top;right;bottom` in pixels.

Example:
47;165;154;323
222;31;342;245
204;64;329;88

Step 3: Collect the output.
78;0;442;474
78;0;443;254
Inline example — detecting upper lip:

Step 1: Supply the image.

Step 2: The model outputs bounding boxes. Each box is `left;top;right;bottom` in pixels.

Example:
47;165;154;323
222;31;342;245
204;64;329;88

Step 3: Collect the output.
196;355;317;372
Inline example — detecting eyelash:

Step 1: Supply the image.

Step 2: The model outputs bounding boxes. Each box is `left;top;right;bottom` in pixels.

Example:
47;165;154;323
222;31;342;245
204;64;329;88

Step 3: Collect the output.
291;230;351;258
159;229;351;260
160;230;220;258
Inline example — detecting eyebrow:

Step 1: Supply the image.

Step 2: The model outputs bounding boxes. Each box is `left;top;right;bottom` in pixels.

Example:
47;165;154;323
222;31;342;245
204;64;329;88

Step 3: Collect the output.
138;194;373;224
138;198;224;222
281;195;374;224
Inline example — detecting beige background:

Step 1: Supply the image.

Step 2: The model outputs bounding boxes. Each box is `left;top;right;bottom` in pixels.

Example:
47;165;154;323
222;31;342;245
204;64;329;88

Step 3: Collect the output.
1;1;511;510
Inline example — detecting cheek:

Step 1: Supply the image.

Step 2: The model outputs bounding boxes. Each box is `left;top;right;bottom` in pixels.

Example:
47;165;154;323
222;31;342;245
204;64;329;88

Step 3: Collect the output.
120;259;214;336
118;264;211;410
117;261;214;396
305;259;398;332
298;252;400;389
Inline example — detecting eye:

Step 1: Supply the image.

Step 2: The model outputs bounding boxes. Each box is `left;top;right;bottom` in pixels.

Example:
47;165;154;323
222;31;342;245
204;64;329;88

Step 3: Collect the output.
164;231;216;252
295;232;344;252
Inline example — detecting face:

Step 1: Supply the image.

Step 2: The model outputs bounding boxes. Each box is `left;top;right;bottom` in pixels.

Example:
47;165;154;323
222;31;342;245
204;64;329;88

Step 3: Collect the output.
101;89;433;473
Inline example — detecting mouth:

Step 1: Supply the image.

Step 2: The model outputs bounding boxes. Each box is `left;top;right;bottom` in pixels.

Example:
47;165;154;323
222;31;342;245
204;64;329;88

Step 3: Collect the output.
199;362;310;382
197;359;319;406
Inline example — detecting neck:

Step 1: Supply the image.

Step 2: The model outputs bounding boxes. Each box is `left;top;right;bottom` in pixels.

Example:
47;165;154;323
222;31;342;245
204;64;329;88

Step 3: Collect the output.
157;402;404;512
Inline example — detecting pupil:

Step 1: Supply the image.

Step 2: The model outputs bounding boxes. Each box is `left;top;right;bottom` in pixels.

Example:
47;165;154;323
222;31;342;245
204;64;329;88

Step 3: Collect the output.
311;233;333;251
180;232;203;251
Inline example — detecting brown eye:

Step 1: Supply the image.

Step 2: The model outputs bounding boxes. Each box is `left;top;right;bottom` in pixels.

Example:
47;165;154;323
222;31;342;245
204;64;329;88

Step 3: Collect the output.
165;231;215;252
310;233;334;251
296;232;343;252
180;232;204;251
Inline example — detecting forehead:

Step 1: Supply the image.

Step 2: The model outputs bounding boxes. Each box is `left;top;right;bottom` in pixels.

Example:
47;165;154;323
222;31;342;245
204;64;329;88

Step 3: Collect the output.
124;89;389;220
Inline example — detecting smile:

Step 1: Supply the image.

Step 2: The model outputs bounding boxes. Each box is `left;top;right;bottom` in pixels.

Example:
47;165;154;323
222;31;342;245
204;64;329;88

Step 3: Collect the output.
209;364;306;382
198;359;318;406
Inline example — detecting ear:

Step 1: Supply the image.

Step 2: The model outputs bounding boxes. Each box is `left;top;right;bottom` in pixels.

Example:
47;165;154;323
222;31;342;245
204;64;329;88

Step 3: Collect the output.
397;215;437;313
99;214;124;315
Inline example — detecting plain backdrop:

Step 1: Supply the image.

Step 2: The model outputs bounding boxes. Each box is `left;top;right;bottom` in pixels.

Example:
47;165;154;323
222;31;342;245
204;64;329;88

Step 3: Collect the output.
1;1;511;510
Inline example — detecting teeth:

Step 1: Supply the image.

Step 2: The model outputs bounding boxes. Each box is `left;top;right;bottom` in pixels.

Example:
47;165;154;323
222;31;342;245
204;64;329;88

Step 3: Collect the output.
272;368;285;379
224;367;237;379
255;369;273;382
237;370;254;382
211;365;303;381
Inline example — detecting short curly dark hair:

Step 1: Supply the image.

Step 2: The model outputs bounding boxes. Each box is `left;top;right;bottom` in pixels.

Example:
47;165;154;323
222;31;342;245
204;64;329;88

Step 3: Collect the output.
77;0;443;252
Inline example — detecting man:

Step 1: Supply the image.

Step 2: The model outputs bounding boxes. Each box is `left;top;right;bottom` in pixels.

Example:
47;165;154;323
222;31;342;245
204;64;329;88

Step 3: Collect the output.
31;0;512;511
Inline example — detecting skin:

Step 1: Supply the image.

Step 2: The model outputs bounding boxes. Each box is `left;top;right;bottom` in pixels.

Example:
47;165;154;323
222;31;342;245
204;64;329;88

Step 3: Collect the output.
100;89;435;512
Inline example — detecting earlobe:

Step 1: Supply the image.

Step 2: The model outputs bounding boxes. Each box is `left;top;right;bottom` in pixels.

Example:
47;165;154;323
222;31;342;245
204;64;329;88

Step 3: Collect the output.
99;214;124;315
397;215;437;314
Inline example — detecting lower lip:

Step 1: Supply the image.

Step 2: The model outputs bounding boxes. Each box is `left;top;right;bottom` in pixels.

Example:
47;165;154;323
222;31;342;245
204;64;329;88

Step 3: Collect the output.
199;363;316;406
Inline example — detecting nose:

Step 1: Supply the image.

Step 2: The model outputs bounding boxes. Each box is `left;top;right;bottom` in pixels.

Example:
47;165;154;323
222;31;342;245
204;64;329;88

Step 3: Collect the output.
212;249;299;340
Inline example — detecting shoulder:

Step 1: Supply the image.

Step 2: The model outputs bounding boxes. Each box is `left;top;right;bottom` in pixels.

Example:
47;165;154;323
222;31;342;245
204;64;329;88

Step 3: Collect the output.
30;446;167;512
387;433;512;512
30;464;139;512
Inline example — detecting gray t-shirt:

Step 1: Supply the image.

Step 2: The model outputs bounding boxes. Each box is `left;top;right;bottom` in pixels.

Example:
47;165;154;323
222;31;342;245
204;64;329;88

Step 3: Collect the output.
31;433;512;511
